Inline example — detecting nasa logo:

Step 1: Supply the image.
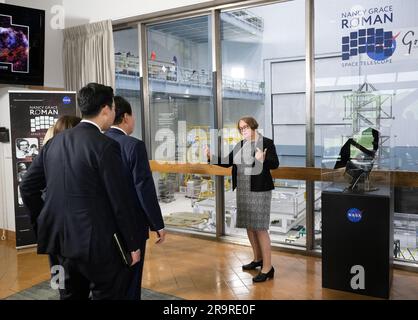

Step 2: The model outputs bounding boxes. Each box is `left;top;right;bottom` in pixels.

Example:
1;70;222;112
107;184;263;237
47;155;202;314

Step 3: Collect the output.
347;208;363;223
63;96;71;105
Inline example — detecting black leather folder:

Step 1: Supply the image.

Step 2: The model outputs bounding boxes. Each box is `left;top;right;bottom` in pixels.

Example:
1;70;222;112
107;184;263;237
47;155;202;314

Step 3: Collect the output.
113;233;133;267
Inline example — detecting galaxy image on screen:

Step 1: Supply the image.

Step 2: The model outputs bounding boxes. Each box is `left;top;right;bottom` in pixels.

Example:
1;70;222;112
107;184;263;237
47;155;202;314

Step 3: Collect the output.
0;14;29;73
0;3;44;85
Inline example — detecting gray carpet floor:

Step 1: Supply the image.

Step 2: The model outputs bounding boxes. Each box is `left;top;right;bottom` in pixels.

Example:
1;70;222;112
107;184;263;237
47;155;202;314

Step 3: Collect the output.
4;281;182;300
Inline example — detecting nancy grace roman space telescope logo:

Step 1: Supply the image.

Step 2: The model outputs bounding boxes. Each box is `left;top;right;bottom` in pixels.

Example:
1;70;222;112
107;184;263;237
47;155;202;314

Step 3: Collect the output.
31;116;57;133
0;14;29;73
342;28;400;62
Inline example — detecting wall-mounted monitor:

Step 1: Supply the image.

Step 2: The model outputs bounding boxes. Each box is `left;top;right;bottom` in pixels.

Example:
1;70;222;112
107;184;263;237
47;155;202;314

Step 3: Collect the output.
0;3;45;85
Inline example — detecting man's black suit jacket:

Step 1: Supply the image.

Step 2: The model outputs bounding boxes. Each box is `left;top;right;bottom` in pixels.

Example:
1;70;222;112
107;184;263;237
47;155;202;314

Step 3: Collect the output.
20;122;141;264
105;128;164;242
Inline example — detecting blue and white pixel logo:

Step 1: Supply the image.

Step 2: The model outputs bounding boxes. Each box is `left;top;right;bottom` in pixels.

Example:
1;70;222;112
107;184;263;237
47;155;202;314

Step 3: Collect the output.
347;208;363;223
342;28;399;61
63;96;71;105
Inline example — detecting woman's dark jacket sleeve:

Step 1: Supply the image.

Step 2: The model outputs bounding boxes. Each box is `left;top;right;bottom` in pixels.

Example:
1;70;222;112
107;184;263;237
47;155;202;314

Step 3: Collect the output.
207;142;242;167
261;138;279;170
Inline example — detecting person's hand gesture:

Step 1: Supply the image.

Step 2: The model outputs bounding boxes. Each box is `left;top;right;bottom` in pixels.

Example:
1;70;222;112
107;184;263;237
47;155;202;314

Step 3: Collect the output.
204;145;211;160
255;148;267;162
155;229;166;244
130;249;141;266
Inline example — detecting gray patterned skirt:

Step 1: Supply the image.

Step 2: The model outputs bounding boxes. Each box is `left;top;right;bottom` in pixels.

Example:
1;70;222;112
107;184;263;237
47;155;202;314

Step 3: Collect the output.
235;163;272;230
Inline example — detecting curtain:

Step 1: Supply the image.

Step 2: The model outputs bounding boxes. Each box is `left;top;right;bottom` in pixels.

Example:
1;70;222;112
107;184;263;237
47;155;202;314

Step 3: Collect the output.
63;20;115;92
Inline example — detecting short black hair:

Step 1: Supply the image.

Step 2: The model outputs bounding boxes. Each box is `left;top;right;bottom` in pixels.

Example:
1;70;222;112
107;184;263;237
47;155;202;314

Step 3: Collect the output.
77;83;114;118
113;96;132;125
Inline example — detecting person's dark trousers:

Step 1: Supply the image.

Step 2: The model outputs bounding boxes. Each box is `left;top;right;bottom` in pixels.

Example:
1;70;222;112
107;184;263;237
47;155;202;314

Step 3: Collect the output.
126;240;147;300
51;253;131;300
48;255;60;269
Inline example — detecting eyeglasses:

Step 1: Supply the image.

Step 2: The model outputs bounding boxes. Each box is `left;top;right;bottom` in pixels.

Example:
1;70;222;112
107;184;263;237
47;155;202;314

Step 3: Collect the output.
239;125;250;132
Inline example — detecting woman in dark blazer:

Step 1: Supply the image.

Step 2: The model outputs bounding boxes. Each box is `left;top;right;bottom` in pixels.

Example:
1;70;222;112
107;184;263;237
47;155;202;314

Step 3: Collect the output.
205;116;279;282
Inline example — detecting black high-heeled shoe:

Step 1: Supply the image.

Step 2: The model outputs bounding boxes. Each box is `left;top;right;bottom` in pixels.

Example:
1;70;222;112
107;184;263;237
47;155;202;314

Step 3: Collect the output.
252;266;274;282
242;260;263;270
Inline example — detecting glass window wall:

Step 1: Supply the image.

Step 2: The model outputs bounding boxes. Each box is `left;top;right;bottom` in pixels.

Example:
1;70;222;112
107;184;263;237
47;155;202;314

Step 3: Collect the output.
114;27;142;139
146;16;216;234
221;0;307;245
314;0;418;265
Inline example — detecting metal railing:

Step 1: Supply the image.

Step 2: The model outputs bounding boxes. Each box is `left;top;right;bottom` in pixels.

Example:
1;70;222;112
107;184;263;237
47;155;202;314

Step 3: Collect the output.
228;9;264;32
115;57;265;95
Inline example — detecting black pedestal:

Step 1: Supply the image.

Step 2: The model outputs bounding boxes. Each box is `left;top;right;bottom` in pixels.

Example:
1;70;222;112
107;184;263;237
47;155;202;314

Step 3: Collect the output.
321;185;393;299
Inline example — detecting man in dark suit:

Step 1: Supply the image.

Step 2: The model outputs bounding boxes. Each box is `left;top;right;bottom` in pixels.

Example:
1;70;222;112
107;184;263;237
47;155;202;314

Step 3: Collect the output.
105;96;165;300
20;83;141;300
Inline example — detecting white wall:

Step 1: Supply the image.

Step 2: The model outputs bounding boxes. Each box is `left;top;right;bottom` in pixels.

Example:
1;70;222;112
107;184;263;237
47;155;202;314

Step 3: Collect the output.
0;86;17;232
